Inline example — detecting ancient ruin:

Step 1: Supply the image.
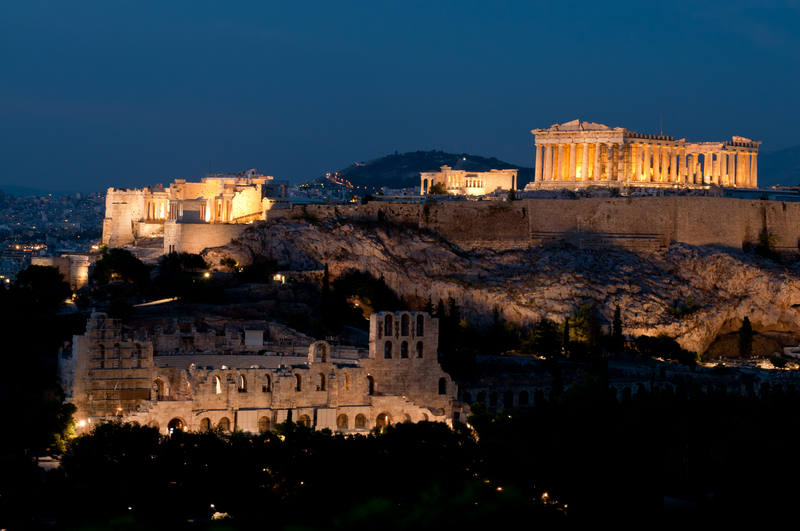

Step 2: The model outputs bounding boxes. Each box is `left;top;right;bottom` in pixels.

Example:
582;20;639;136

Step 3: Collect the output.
420;165;518;195
531;119;760;188
58;311;461;434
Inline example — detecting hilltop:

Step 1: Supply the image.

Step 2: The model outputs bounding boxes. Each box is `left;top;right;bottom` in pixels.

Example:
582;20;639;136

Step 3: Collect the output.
323;150;534;191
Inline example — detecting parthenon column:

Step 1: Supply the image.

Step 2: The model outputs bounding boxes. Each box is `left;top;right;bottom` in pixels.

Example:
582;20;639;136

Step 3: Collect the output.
569;143;578;181
695;157;703;184
581;143;589;181
642;144;651;182
720;151;728;186
534;145;543;182
744;153;752;187
670;148;678;183
712;153;720;185
557;144;564;181
679;147;686;183
751;152;758;188
546;145;554;180
633;144;641;181
736;151;744;187
605;143;613;180
653;145;661;182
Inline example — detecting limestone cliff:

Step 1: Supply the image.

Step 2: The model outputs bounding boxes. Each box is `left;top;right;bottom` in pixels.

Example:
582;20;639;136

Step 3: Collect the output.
202;219;800;355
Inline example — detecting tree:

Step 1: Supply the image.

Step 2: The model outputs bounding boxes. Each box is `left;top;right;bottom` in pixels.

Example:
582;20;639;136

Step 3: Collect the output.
612;306;623;352
220;257;238;272
361;194;375;204
739;317;754;358
14;265;72;312
533;318;561;363
92;248;148;284
428;183;448;195
563;320;570;357
508;188;516;201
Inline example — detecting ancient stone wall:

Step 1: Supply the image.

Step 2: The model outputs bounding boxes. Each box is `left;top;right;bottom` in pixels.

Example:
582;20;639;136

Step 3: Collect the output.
230;186;263;220
164;221;249;255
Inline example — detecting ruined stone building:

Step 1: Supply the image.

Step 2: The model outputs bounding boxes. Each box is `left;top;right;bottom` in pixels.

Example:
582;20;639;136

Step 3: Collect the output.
58;311;460;435
531;119;760;188
102;169;289;254
420;166;518;196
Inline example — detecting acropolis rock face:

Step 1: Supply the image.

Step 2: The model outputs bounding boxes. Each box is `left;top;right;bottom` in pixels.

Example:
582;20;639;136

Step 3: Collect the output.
203;219;800;355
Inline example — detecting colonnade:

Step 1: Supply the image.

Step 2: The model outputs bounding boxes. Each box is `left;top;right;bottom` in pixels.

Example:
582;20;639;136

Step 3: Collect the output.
534;142;758;187
146;198;169;220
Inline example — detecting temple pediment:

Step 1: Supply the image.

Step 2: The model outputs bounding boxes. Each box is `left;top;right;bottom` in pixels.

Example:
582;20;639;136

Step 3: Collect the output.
544;120;612;132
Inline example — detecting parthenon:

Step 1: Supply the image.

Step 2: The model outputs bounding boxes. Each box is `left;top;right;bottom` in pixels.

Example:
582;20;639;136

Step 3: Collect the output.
531;120;761;188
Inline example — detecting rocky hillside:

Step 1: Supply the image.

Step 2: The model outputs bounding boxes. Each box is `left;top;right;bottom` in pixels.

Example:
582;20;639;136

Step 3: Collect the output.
203;219;800;356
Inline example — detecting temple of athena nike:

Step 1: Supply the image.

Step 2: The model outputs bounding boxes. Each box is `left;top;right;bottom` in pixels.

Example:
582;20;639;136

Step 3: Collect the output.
530;119;760;189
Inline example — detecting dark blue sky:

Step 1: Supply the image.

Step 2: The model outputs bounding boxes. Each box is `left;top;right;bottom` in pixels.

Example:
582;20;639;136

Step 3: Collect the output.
2;1;799;191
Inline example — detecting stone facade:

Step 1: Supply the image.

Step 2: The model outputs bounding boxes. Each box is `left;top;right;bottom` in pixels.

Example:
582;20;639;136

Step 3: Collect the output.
59;311;461;435
102;169;288;252
531;119;760;188
420;165;518;195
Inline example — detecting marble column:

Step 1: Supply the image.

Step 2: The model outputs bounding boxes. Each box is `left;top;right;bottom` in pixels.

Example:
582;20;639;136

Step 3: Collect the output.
605;143;613;180
751;152;758;188
633;144;642;181
720;151;728;186
569;143;578;181
534;145;543;182
695;157;703;184
653;145;661;182
744;153;751;187
712;153;720;185
546;145;554;180
642;144;651;182
679;147;686;183
737;152;744;187
671;148;678;183
592;143;600;180
581;143;589;181
557;144;564;181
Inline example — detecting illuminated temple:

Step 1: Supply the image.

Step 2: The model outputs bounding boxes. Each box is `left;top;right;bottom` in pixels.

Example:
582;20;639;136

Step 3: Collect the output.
531;119;761;188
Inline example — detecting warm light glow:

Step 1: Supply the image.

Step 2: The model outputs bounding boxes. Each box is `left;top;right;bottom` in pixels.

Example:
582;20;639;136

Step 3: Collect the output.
204;272;210;278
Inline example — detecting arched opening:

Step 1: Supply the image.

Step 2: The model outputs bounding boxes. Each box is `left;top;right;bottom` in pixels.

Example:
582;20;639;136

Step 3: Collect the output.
376;413;390;429
519;390;529;406
384;314;393;336
416;341;423;358
402;413;411;423
384;341;393;359
148;420;160;431
295;374;302;392
416;315;424;336
401;341;409;358
462;392;472;404
476;392;486;403
344;372;350;391
367;376;375;396
420;413;429;422
98;344;105;359
155;378;166;399
489;392;498;406
218;417;230;432
317;373;326;391
438;377;447;395
423;179;428;194
238;374;247;393
168;418;185;434
258;416;271;432
213;375;221;395
319;343;328;362
355;414;366;428
401;314;410;336
504;390;514;409
263;374;271;392
199;418;210;432
337;414;349;429
298;414;311;427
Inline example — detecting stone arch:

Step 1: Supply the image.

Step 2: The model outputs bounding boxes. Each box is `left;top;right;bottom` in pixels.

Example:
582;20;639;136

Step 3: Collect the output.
155;378;166;398
416;341;423;358
199;417;211;432
489;392;498;406
401;341;409;358
504;390;514;409
98;344;106;358
298;414;311;427
258;416;271;432
168;417;187;434
476;391;486;403
438;377;447;395
384;314;393;337
317;373;326;391
355;413;366;428
263;373;271;392
376;412;391;429
402;413;411;423
295;374;302;392
218;417;231;431
401;314;410;336
416;314;424;336
308;341;330;363
519;390;529;406
367;375;375;395
147;420;160;431
420;413;429;422
384;341;393;359
238;374;247;393
343;372;351;391
462;392;473;404
337;414;349;429
213;375;222;394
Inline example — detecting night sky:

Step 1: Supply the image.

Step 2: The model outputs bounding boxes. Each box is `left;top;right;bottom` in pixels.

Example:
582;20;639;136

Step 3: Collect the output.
2;1;799;192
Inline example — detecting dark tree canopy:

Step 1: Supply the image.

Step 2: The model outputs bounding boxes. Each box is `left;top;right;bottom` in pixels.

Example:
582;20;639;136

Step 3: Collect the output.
739;317;754;358
92;248;148;284
13;265;72;312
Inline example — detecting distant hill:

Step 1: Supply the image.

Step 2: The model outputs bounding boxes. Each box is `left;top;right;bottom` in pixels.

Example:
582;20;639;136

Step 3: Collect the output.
333;151;535;191
759;144;800;188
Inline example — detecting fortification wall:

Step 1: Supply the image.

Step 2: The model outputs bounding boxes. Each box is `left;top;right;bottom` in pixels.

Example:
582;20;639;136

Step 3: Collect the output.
165;222;249;255
426;202;529;251
231;186;263;220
